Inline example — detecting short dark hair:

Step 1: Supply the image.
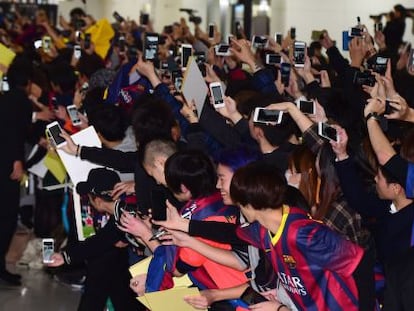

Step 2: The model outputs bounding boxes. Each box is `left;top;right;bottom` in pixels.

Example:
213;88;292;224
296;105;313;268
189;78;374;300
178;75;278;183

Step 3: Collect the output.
87;104;127;142
215;146;262;172
230;161;287;210
7;56;33;88
165;150;217;199
76;52;105;79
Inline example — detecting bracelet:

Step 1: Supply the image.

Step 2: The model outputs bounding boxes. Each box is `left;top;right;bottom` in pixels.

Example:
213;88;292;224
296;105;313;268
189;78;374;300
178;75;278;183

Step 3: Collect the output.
277;304;287;311
75;145;80;157
365;112;379;122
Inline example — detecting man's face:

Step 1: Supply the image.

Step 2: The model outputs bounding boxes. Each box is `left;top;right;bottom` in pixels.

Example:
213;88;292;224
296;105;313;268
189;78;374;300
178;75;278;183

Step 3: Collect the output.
375;169;396;200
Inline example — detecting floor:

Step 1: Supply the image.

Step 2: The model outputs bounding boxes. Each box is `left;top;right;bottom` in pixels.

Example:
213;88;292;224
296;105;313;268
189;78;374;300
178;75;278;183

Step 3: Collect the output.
0;267;81;311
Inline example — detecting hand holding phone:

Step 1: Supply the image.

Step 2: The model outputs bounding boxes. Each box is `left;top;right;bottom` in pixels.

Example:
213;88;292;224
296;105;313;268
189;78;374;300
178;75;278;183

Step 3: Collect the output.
46;121;67;147
318;122;339;142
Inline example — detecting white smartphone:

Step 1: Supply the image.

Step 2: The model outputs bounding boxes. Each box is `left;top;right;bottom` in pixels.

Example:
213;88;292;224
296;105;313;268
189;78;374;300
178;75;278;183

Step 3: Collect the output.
74;45;82;59
34;39;42;49
46;121;66;147
208;23;215;40
318;122;339;142
265;54;282;65
293;41;306;68
252;35;268;49
42;238;54;264
215;44;231;56
181;44;192;69
348;27;363;38
66;104;82;126
209;82;225;108
253;108;284;125
1;76;9;92
297;100;315;115
42;36;52;53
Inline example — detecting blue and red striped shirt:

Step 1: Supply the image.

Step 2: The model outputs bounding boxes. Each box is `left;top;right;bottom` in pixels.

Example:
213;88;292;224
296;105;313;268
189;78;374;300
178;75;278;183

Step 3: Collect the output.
237;206;363;310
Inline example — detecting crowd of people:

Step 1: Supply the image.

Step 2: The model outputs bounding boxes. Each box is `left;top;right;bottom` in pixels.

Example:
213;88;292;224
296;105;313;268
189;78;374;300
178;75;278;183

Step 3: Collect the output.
1;2;414;311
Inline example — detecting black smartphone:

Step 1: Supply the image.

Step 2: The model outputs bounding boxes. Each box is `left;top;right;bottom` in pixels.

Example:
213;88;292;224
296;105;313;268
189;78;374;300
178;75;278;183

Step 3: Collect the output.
385;99;397;115
118;35;126;53
290;27;296;40
280;63;291;87
240;287;268;305
140;13;149;25
151;189;167;221
113;11;125;23
84;33;91;50
208;23;215;40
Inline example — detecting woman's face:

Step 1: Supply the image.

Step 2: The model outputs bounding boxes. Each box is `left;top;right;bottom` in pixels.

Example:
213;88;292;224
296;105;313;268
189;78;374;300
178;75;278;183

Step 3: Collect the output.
216;164;234;205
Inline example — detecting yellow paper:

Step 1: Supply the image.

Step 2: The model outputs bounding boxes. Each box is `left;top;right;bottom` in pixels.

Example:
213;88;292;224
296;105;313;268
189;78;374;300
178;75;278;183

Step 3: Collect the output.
129;257;192;287
144;287;206;311
0;43;16;79
85;18;115;59
44;151;66;183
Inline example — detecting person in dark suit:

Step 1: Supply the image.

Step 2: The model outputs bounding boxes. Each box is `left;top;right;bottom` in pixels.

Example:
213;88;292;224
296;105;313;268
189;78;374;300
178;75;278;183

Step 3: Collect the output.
0;57;33;286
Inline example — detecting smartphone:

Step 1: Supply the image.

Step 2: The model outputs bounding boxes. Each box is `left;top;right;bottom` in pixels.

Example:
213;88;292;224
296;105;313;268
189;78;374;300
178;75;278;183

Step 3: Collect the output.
46;121;66;147
375;22;383;32
66;104;82;126
140;12;149;25
265;53;282;65
172;70;183;92
215;44;231;56
318;122;339;142
42;36;52;53
293;41;306;67
408;48;414;71
118;35;126;53
373;56;388;75
181;44;192;69
42;238;54;264
342;30;351;51
280;63;291;87
151;189;167;221
74;45;82;59
144;33;159;61
209;82;225;108
252;35;268;49
297;100;315;115
311;30;323;41
290;27;296;40
75;30;82;43
1;76;9;92
240;287;268;305
84;33;91;50
275;32;283;45
385;99;398;115
235;21;243;39
348;27;363;37
228;34;234;45
34;39;42;49
253;108;284;125
208;23;215;40
113;11;125;23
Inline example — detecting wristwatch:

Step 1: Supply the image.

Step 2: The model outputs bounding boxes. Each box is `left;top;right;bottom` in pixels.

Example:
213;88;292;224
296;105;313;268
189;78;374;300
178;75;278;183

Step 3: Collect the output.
365;112;379;122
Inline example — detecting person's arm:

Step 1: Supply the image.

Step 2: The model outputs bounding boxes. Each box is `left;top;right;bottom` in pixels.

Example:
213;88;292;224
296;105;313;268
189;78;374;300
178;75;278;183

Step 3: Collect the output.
184;285;249;309
364;98;396;165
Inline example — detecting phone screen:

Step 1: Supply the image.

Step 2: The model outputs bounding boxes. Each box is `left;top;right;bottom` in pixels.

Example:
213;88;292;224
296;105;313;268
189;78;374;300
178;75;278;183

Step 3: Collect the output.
293;42;306;66
275;33;282;45
267;54;281;65
299;100;314;114
208;24;214;39
211;85;223;103
349;27;362;37
290;27;296;39
217;44;230;54
144;34;159;61
281;63;291;86
321;123;338;141
42;240;54;263
74;45;82;59
257;109;282;123
67;106;81;124
342;31;350;51
182;46;192;68
48;123;65;146
84;33;91;50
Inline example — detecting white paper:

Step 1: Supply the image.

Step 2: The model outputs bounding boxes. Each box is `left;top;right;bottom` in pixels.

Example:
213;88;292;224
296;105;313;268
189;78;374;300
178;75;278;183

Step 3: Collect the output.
56;126;103;186
182;57;208;116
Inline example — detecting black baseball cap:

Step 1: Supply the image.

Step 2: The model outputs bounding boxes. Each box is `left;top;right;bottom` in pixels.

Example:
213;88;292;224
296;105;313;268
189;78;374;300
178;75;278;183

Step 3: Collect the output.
76;168;120;200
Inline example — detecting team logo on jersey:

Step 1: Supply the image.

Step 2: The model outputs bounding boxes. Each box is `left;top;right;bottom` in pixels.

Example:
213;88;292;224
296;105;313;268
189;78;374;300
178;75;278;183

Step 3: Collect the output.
283;255;296;269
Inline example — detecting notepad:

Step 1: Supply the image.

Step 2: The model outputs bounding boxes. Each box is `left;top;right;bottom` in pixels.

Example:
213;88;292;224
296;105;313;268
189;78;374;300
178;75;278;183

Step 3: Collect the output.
182;57;208;116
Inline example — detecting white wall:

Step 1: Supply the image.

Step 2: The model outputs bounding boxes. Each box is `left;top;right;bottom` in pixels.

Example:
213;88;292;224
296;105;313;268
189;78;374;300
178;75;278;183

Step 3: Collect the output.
270;0;414;46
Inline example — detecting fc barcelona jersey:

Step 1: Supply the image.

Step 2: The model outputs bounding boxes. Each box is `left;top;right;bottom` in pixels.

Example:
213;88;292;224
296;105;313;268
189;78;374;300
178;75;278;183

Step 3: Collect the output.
237;206;363;311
